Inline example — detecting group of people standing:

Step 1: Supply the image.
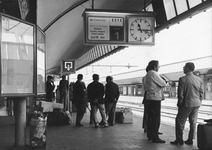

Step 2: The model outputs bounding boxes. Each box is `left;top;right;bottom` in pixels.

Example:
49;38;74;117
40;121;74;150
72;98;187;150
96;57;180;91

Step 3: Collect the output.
45;59;203;146
73;74;120;128
142;60;203;145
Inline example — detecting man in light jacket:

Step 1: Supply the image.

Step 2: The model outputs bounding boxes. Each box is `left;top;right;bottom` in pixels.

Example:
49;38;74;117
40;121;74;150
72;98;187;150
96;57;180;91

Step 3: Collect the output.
144;60;167;143
170;62;203;145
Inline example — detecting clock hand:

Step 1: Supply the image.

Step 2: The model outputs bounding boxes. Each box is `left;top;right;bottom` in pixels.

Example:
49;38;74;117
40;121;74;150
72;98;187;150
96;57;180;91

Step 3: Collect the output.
137;24;142;33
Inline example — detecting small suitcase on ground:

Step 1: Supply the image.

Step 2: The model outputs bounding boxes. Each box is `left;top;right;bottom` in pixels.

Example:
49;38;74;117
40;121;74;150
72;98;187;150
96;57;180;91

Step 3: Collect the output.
197;123;212;150
115;107;133;124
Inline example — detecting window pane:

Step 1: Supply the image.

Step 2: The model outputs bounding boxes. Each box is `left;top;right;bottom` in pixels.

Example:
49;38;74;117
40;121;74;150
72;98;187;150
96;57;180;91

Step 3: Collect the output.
188;0;202;8
163;0;176;20
175;0;188;15
1;16;34;94
37;29;46;94
146;4;153;11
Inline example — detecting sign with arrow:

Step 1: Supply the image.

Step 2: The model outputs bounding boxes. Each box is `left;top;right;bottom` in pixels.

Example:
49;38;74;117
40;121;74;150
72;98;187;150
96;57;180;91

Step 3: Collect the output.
61;59;76;75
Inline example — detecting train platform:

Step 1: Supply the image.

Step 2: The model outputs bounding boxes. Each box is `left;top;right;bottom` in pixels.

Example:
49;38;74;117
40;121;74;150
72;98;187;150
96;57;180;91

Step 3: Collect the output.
0;109;201;150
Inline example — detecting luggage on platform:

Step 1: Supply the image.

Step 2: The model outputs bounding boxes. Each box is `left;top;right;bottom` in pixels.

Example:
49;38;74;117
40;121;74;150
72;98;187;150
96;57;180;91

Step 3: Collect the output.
197;123;212;150
115;107;133;124
47;111;72;126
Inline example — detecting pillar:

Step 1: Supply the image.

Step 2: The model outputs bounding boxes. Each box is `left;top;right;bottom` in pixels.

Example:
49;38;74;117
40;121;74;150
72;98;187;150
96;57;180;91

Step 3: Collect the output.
14;97;27;147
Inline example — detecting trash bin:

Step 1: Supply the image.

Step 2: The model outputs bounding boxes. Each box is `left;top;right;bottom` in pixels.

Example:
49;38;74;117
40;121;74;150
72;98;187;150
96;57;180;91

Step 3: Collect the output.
30;117;47;149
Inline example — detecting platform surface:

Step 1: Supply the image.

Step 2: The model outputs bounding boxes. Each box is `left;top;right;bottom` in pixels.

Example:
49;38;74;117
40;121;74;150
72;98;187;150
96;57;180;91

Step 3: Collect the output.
0;109;202;150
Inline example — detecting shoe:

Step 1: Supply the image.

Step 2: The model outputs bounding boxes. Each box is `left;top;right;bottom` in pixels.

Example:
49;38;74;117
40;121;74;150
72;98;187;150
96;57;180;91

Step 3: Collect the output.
76;123;84;127
94;125;99;128
152;138;166;143
99;121;104;126
103;124;109;128
184;140;193;145
109;123;114;126
170;140;184;145
158;132;163;135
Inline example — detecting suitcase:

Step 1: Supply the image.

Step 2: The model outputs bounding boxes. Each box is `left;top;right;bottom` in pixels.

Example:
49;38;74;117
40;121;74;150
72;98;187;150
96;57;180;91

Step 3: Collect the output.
197;123;212;150
47;111;72;126
115;107;133;124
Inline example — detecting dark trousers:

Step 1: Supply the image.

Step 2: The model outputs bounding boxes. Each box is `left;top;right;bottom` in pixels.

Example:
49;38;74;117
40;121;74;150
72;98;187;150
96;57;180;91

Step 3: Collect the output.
142;103;148;130
146;100;161;140
75;103;85;125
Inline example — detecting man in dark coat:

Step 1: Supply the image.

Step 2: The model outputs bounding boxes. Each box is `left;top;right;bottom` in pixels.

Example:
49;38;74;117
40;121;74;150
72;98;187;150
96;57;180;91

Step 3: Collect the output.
59;75;69;111
73;74;87;127
46;75;55;102
87;74;108;128
104;76;120;126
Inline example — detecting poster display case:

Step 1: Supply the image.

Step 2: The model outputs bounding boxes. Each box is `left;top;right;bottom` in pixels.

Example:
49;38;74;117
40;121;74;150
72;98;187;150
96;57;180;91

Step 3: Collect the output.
0;13;38;97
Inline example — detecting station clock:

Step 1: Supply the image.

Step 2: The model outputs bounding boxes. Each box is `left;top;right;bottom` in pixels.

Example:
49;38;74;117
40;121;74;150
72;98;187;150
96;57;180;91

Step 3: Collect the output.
128;16;155;45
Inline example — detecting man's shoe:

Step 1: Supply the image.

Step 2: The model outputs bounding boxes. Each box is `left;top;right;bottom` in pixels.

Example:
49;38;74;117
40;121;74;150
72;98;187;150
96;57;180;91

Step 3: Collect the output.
184;140;193;145
99;121;104;126
103;124;109;128
76;123;84;127
170;140;184;145
94;125;99;128
152;139;166;143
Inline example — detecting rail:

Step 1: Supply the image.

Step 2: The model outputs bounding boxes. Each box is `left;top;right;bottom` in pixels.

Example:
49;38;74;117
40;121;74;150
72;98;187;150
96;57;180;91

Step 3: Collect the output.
117;96;212;127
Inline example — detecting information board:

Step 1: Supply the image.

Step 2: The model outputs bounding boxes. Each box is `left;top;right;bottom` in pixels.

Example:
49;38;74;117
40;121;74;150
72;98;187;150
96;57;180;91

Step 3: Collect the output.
84;9;155;46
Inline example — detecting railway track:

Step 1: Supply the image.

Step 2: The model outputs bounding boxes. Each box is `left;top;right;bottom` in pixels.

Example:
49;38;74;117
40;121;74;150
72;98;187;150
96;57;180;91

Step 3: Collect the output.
117;101;212;125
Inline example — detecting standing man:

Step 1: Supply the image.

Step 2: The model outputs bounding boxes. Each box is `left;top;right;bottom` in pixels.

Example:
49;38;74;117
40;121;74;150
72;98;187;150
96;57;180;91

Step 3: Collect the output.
144;60;167;143
59;75;69;111
73;74;87;127
104;76;120;126
87;74;108;128
170;62;203;145
46;75;55;102
142;66;150;133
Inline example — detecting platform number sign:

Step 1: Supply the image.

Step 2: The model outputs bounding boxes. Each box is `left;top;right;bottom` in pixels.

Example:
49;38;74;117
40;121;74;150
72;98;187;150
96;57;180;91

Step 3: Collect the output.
110;18;124;41
61;59;75;75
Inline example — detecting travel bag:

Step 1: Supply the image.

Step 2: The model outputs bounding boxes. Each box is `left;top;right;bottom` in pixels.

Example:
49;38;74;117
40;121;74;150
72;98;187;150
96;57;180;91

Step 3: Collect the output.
115;107;133;124
197;122;212;150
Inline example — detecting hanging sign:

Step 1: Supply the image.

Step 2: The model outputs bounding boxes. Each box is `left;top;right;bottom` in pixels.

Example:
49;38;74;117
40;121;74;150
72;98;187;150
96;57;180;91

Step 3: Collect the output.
61;59;76;75
83;9;155;46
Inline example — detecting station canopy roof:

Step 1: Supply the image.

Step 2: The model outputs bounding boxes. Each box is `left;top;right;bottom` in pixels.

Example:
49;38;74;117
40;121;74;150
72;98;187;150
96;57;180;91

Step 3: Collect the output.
36;0;212;75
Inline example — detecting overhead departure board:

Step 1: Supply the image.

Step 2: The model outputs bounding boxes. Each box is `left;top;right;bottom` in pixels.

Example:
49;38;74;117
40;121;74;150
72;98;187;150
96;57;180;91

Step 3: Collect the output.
83;9;155;46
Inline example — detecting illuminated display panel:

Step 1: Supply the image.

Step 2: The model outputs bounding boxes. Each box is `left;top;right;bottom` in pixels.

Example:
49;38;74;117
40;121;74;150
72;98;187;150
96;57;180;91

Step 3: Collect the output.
84;9;155;46
0;14;35;96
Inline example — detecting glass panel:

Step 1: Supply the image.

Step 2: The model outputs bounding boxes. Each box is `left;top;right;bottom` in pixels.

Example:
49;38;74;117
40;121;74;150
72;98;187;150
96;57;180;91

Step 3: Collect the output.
163;0;176;20
175;0;188;15
37;29;45;94
188;0;202;8
146;4;153;11
1;16;34;94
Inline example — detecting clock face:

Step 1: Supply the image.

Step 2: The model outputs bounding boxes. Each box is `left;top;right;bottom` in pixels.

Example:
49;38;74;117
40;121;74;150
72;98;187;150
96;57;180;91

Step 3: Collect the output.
127;16;155;45
130;18;152;42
